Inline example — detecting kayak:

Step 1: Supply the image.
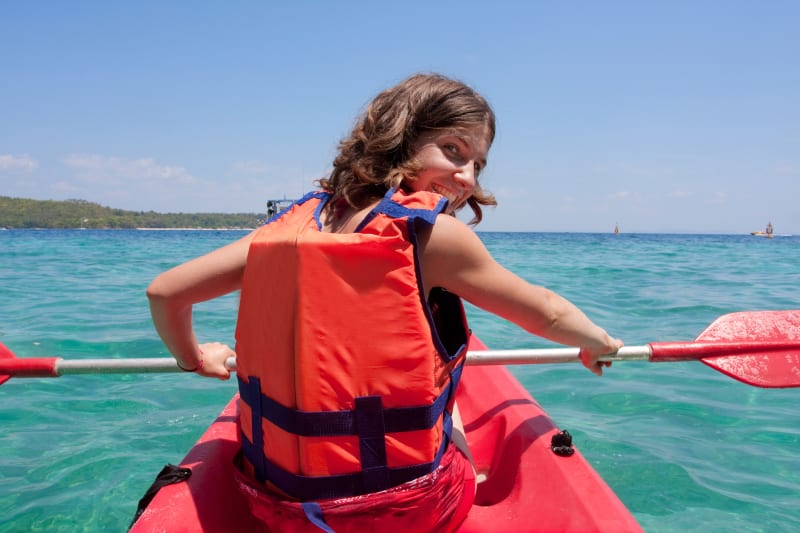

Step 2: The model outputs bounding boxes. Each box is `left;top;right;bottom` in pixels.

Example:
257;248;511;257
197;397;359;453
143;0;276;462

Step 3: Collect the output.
130;336;643;532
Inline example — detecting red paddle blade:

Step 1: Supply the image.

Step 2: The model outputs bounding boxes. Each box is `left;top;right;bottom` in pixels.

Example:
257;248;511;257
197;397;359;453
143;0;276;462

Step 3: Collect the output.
0;343;14;386
696;310;800;343
697;310;800;388
700;351;800;388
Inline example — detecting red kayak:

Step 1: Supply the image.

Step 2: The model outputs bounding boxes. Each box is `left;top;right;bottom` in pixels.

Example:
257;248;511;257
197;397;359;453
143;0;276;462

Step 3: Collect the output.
131;337;642;532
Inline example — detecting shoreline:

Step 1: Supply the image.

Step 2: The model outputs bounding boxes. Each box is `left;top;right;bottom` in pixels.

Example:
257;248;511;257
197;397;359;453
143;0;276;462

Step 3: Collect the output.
2;227;796;236
1;227;255;231
135;227;255;231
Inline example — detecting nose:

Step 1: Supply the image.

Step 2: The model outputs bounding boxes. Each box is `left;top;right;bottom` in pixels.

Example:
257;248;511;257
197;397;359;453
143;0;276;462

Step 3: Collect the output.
454;162;477;192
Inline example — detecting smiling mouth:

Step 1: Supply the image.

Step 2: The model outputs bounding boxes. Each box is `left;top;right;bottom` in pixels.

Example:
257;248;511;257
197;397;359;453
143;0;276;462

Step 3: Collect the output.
431;184;463;208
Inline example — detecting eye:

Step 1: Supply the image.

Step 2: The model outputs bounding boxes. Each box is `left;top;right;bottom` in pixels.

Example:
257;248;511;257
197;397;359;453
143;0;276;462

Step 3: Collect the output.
443;143;459;155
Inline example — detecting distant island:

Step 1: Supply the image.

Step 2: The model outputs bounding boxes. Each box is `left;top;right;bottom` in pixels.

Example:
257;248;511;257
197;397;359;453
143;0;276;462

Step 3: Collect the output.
0;196;265;229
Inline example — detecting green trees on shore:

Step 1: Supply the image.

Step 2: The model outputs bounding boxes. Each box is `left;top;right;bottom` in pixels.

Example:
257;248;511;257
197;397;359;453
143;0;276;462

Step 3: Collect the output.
0;197;263;229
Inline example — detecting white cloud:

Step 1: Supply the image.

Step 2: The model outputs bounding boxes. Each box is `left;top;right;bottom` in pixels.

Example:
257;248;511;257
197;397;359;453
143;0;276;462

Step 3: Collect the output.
43;153;314;213
669;190;691;198
0;154;38;172
610;191;633;199
773;165;799;175
706;191;728;204
230;160;272;175
62;154;196;186
609;191;646;202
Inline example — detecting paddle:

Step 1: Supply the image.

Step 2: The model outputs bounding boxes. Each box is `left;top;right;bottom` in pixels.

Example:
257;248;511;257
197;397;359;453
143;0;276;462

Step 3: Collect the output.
2;310;798;388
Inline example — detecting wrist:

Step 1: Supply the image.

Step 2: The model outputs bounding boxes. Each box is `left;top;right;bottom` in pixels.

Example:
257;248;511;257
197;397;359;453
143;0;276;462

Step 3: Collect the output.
176;359;198;372
176;348;205;372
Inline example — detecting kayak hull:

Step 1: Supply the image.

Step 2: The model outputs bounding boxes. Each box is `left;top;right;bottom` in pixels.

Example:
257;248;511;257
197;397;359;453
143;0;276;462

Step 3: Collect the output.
131;338;642;532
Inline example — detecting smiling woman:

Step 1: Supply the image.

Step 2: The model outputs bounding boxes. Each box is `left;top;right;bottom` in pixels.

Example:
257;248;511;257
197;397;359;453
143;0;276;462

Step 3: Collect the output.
318;73;497;226
145;72;623;532
406;127;490;214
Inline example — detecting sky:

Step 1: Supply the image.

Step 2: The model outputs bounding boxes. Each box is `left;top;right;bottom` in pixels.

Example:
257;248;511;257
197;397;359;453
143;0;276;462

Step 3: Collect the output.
1;1;798;234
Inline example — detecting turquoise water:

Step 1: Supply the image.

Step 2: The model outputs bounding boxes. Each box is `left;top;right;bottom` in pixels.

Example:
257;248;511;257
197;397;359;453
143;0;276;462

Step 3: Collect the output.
1;229;798;532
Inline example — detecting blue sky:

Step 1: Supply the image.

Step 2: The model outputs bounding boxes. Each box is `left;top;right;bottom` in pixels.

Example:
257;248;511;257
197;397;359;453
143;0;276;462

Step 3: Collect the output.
1;1;798;233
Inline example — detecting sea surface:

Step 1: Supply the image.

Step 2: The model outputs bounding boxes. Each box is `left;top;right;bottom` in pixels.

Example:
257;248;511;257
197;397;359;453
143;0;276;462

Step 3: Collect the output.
1;229;798;532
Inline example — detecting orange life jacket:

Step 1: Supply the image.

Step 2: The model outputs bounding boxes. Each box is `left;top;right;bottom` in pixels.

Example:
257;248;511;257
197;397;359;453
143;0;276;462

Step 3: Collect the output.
234;187;470;501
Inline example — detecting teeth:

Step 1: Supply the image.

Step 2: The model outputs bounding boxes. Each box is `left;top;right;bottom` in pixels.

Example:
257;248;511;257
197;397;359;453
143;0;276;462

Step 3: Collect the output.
431;185;457;204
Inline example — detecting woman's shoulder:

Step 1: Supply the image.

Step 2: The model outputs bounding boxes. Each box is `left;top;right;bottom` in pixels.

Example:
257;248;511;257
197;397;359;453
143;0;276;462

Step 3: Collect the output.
423;214;488;262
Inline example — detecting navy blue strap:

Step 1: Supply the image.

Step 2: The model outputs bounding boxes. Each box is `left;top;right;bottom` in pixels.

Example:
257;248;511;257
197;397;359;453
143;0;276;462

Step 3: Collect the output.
238;363;463;499
301;502;336;533
354;396;390;492
239;425;451;500
368;187;448;229
244;376;268;484
237;368;461;437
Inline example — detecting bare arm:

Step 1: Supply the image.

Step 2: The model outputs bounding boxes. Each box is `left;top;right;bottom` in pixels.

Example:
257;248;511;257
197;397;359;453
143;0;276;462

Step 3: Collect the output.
421;216;622;375
146;230;256;379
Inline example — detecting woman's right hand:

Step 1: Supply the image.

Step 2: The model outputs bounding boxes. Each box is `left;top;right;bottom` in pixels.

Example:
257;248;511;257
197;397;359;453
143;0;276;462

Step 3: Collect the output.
579;333;623;376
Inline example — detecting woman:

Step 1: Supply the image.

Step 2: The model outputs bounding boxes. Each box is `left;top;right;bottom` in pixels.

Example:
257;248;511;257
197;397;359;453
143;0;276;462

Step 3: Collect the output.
147;73;622;532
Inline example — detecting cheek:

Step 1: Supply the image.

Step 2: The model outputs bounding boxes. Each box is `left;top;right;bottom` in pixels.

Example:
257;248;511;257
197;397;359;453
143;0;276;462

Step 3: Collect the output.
405;170;431;192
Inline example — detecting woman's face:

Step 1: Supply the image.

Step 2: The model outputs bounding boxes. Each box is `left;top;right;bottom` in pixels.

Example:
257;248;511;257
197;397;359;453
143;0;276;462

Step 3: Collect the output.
407;126;490;213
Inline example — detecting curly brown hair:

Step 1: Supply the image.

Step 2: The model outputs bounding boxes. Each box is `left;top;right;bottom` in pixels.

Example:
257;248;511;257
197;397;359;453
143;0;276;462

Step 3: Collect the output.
317;73;497;225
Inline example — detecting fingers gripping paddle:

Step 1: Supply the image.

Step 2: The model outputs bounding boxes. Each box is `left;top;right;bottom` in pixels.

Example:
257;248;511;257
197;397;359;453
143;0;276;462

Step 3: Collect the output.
1;310;799;388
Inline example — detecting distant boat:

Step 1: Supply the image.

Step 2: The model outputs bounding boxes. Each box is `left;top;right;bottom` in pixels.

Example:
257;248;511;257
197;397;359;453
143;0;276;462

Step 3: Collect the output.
614;223;620;235
751;221;774;238
266;198;294;218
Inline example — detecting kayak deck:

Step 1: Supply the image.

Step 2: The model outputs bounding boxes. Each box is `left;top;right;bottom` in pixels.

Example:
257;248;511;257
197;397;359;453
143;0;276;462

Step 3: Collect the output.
131;338;642;532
